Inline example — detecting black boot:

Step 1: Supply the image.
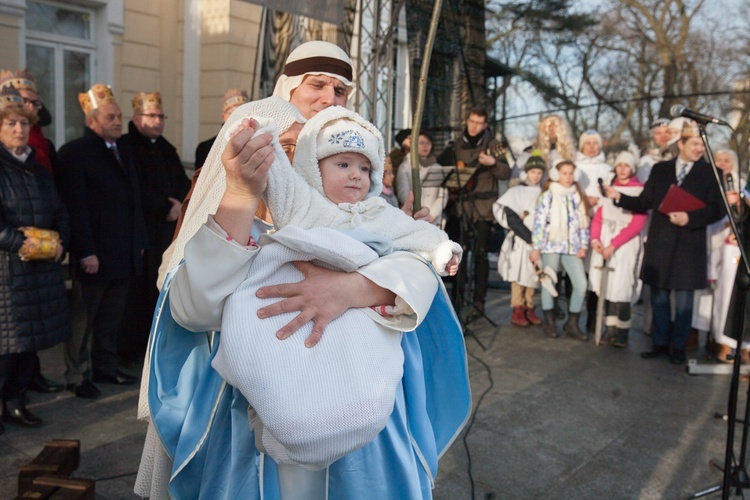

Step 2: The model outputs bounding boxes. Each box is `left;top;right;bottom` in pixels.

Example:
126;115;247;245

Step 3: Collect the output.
563;312;589;341
611;328;629;348
543;309;558;338
602;325;617;343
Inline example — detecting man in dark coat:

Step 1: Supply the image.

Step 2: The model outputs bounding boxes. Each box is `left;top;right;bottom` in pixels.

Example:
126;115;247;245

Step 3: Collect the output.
606;120;724;365
121;92;190;362
56;84;148;398
437;106;510;316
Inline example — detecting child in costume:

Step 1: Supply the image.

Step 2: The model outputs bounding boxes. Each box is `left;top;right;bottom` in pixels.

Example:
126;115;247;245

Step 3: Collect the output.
530;159;591;340
588;151;647;347
379;156;399;207
493;151;546;327
210;101;462;475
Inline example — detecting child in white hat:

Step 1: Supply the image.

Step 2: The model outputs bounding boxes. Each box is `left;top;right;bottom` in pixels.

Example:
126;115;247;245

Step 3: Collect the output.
211;99;462;475
588;151;647;347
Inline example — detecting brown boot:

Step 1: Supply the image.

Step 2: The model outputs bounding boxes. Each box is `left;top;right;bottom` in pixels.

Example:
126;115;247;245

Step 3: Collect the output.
563;312;589;341
511;306;530;326
524;306;543;326
543;310;558;338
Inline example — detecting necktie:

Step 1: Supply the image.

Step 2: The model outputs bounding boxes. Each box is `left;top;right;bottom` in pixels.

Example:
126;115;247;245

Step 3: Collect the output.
109;144;122;165
676;162;688;185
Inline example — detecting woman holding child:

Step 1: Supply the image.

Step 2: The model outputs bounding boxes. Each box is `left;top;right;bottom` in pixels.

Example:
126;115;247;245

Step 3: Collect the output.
136;97;470;498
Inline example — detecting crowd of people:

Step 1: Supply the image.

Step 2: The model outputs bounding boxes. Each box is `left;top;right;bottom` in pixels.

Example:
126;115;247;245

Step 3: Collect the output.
0;37;745;499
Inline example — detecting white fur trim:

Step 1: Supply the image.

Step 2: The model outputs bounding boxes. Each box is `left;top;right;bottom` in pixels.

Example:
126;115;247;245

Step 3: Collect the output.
293;106;385;200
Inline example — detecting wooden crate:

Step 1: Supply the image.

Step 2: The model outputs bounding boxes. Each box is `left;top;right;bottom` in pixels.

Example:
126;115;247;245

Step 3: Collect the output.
17;440;82;496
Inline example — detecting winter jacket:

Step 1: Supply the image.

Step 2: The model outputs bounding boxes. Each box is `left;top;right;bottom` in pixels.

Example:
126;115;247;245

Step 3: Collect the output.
0;147;71;355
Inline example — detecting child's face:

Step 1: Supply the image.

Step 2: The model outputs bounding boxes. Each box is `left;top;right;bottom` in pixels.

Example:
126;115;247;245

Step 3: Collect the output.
417;135;432;157
526;168;543;186
581;138;600;158
319;152;372;204
382;162;394;188
557;164;575;187
615;163;633;182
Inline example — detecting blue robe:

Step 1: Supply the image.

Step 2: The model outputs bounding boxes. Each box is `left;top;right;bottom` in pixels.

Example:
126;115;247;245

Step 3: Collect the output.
147;258;471;498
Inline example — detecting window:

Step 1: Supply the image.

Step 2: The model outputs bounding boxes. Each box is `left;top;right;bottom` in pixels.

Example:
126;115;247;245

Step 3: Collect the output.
25;1;96;145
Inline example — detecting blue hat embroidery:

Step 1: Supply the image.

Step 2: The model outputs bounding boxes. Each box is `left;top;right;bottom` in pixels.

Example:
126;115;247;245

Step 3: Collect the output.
328;130;365;150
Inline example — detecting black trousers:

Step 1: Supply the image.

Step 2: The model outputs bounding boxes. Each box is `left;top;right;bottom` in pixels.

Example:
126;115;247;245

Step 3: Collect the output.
64;278;130;383
0;351;35;407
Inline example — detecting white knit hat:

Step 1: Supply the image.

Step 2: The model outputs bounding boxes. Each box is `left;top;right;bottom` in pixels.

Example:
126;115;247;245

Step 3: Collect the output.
578;129;603;152
293;106;384;201
613;151;637;176
273;41;356;102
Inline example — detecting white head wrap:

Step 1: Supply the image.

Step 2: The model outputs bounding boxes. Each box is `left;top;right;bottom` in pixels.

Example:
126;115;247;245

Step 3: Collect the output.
166;97;306;273
293;106;385;201
613;151;637;176
273;41;356;102
578;129;603;152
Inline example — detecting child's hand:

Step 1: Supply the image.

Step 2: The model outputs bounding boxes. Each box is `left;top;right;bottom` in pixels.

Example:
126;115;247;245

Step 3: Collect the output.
222;118;274;200
576;248;587;259
591;240;603;254
529;249;540;266
602;245;615;260
446;254;460;276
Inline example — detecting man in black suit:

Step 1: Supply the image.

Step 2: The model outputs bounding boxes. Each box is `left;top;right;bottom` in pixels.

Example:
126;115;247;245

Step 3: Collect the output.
605;120;725;365
57;84;148;398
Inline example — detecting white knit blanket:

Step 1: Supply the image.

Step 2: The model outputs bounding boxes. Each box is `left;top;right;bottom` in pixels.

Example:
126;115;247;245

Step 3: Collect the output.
213;226;405;470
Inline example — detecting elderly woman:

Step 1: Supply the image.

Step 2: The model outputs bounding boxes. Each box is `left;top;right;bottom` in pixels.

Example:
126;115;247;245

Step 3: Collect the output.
0;86;70;431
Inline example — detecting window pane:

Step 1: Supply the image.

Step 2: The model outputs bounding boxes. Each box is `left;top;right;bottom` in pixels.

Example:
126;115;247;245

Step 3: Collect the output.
63;50;90;143
26;44;56;142
26;1;91;40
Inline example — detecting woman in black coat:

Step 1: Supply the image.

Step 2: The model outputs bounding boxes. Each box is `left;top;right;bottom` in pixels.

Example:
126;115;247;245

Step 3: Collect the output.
0;86;70;431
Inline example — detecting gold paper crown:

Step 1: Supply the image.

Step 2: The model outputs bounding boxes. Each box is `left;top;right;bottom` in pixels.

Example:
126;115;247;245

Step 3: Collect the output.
132;91;163;114
78;84;117;116
0;68;37;92
223;88;249;114
0;85;24;111
681;120;700;139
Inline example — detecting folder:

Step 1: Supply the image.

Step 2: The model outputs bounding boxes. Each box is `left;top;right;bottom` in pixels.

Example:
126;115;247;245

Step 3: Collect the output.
658;184;707;215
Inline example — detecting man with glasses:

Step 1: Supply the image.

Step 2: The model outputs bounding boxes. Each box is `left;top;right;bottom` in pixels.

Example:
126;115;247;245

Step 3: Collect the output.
122;91;191;364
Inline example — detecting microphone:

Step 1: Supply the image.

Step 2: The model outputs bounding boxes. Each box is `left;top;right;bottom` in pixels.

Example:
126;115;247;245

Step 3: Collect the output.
670;104;730;126
597;177;606;197
726;175;735;192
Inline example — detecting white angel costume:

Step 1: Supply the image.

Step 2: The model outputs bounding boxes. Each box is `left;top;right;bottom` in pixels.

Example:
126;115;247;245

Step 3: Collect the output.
587;182;645;304
493;183;541;288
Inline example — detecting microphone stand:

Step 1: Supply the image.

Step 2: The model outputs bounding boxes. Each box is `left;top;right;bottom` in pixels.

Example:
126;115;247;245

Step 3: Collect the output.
690;122;750;499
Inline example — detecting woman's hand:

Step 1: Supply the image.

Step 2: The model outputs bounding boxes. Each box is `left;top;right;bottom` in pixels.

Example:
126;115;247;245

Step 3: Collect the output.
401;191;434;223
257;262;396;348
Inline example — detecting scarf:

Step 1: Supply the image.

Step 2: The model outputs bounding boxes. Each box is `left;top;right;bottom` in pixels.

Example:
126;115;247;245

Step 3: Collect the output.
547;182;578;243
419;155;437;167
462;129;485;148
